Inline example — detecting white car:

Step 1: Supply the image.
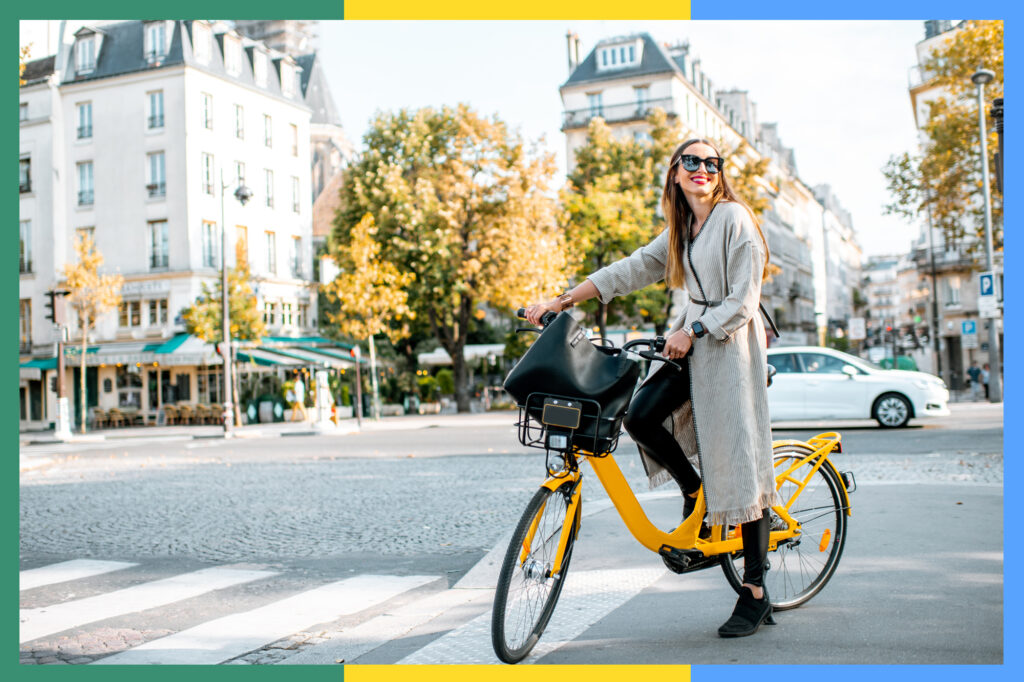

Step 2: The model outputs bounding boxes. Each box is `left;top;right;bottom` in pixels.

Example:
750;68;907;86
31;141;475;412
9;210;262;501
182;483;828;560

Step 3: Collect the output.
766;346;950;428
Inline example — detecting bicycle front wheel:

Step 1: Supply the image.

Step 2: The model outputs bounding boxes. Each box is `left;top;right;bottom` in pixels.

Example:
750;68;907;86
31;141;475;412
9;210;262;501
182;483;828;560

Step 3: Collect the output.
719;444;848;610
491;481;579;664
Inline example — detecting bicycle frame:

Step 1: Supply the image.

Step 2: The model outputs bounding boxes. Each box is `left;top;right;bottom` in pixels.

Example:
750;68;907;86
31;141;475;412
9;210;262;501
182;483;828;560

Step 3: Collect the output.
525;432;847;573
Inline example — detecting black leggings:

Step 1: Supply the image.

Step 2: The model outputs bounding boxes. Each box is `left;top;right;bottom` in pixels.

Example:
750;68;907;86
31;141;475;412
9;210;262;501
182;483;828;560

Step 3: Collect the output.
623;361;770;587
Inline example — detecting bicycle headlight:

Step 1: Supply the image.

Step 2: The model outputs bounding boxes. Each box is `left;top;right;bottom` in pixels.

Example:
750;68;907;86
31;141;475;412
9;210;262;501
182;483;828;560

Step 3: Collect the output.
547;433;569;450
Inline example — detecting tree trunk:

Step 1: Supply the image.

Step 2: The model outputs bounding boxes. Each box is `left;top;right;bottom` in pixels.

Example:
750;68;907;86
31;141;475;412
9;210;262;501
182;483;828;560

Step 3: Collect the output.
452;351;470;413
79;323;88;434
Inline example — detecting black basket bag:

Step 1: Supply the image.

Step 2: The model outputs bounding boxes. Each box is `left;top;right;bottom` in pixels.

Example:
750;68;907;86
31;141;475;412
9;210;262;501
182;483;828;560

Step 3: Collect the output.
503;312;640;453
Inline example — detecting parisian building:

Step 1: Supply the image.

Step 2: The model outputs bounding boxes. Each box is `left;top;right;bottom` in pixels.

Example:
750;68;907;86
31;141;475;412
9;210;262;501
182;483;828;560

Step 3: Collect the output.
18;20;355;432
558;32;862;346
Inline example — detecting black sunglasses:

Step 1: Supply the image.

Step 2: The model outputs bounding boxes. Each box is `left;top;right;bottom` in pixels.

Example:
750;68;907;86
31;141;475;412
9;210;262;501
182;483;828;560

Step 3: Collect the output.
677;154;723;174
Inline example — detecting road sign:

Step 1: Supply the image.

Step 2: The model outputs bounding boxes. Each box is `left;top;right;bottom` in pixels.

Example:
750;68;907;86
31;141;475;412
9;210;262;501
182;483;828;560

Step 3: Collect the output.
978;271;1000;318
848;317;866;340
961;320;978;349
979;271;995;297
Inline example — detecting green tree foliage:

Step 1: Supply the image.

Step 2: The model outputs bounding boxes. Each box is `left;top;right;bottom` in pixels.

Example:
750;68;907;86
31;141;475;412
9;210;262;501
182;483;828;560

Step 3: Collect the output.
181;261;267;344
883;20;1003;254
332;104;569;412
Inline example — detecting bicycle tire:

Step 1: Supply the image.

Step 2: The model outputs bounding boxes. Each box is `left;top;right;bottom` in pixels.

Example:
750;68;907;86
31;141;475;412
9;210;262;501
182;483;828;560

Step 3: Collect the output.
491;481;579;664
718;444;848;610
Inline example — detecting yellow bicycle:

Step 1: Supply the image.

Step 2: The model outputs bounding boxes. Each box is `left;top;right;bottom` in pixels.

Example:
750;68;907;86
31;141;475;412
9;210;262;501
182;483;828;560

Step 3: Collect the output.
491;313;856;664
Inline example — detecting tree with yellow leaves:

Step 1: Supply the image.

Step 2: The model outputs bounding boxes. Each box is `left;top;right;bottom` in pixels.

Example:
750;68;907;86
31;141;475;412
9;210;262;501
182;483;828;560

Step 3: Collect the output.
324;213;415;418
883;20;1003;253
333;104;569;412
62;234;123;433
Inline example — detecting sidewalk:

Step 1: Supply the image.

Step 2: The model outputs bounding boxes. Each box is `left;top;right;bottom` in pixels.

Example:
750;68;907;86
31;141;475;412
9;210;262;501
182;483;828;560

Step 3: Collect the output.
19;410;520;447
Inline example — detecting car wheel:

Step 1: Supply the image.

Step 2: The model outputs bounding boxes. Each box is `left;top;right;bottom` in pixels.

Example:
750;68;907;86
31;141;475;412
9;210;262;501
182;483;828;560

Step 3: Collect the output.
873;392;911;428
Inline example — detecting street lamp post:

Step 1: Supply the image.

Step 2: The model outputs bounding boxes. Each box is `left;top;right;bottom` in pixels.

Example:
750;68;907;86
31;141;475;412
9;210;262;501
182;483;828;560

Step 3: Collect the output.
970;68;1002;403
220;169;252;434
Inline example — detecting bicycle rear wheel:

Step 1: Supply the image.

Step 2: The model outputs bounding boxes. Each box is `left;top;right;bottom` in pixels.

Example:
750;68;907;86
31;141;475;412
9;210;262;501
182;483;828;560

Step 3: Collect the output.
491;481;579;664
719;444;848;610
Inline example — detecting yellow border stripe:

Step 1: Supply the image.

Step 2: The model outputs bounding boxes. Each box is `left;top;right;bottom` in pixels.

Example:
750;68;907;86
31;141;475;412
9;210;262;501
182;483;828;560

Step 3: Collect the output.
344;2;691;19
346;665;691;681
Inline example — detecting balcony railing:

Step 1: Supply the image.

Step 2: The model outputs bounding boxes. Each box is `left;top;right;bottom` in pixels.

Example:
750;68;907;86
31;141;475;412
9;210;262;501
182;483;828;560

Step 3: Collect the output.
148;115;164;128
20;258;32;274
150;254;169;269
147;182;166;198
77;125;93;139
146;50;167;65
20;182;31;193
78;190;94;205
562;98;677;130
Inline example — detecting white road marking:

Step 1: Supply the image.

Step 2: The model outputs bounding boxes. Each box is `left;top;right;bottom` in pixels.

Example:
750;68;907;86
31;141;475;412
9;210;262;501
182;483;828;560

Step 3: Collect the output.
280;587;491;664
20;560;138;592
97;574;437;665
399;567;667;664
20;567;274;643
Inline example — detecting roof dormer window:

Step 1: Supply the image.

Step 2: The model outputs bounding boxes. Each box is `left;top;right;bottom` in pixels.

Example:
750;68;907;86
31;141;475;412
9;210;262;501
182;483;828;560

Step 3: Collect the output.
597;38;643;72
224;35;241;76
254;50;268;87
145;21;169;64
76;36;96;74
280;61;294;97
192;22;211;65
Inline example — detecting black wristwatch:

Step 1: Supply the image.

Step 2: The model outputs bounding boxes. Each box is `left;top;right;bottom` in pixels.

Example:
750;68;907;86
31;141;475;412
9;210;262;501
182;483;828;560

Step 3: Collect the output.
691;320;708;338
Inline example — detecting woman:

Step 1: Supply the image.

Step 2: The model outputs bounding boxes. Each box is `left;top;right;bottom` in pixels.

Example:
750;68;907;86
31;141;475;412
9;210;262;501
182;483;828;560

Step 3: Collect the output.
525;139;779;637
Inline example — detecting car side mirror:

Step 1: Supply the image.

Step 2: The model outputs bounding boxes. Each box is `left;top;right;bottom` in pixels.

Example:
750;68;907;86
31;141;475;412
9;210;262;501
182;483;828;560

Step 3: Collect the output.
842;365;858;379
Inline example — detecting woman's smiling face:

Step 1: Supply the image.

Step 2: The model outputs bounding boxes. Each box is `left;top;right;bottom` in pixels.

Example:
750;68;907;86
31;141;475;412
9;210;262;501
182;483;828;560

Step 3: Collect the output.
674;142;721;197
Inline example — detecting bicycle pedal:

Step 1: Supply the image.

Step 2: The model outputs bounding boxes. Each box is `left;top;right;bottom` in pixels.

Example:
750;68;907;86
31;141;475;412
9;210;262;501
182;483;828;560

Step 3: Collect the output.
658;546;718;574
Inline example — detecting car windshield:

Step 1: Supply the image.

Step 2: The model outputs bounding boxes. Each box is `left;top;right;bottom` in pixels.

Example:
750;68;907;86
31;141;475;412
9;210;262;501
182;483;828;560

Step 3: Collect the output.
770;348;884;372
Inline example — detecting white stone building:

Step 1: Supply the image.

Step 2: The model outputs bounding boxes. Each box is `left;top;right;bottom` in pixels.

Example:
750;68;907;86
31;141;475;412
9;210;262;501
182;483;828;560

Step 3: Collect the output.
558;32;851;345
18;20;344;431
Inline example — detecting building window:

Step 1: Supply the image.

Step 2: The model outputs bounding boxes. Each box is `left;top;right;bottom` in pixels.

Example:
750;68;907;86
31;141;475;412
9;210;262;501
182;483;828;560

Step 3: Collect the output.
202;220;220;268
235;225;248;266
147;152;166;197
281;302;293;326
76;227;95;246
19;157;31;193
265;169;274;208
263;300;276;326
634;86;649;113
20;299;32;353
298;303;309;329
587;92;603;118
290;123;298;156
202;93;213;130
119;300;142;328
234;161;246;185
77;161;94;205
192;22;211;64
145;22;168;63
148;90;164;128
149;298;168;326
148;219;169;269
235;104;244;139
291;176;300;213
254;51;268;87
265;231;276;274
77;102;93;138
201;153;214;194
225;36;241;75
944;277;961;306
116;366;143;409
20;102;28;122
76;36;96;73
281;62;294;97
264;114;272;147
290;236;302;278
19;220;32;273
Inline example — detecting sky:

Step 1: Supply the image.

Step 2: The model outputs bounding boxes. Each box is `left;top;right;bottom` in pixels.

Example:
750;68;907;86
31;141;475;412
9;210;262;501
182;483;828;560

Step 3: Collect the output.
20;19;929;258
317;20;928;258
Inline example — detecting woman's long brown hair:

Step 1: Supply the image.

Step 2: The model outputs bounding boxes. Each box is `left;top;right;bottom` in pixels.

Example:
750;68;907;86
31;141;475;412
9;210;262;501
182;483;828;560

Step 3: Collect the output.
662;138;771;288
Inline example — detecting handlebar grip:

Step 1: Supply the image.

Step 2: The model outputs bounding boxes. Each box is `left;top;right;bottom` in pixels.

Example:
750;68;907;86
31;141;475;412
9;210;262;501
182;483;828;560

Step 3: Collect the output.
654;336;666;353
516;307;527;319
638;350;685;372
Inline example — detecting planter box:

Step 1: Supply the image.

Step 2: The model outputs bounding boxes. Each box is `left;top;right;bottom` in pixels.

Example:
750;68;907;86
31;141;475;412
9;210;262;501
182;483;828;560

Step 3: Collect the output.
335;405;353;419
418;402;441;414
379;404;404;417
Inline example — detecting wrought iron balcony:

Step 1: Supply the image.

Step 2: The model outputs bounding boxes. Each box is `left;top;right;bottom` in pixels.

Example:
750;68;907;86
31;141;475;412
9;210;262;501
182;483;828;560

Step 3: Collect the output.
148;115;164;128
147;182;166;198
562;98;677;130
77;125;92;139
78;190;94;205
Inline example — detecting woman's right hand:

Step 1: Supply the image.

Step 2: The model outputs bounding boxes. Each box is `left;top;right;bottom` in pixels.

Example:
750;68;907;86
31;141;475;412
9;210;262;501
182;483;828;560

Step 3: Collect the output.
524;298;562;325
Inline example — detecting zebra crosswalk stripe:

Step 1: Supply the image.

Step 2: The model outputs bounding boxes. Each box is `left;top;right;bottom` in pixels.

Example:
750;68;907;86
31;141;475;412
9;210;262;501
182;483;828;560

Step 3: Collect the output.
97;574;438;665
398;567;667;664
20;566;274;644
20;559;137;592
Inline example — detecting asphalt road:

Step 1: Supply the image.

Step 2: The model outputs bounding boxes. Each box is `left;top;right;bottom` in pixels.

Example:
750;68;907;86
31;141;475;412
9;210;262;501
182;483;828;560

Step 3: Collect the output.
19;402;1003;665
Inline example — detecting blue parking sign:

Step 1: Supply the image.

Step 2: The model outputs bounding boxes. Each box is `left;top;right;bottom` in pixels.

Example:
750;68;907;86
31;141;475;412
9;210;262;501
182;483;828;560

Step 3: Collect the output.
979;272;995;297
962;320;977;335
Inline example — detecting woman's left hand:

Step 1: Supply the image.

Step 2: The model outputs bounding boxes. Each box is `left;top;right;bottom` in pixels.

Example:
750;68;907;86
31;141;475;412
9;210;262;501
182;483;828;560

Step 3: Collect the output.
663;329;693;360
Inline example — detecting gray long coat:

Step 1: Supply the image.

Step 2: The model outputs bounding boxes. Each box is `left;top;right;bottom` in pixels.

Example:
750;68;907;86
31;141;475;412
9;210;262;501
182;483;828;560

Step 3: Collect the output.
588;201;779;526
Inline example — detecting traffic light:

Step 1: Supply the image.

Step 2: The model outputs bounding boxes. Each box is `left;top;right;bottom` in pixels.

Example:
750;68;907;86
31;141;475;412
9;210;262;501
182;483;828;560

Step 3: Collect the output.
44;290;57;323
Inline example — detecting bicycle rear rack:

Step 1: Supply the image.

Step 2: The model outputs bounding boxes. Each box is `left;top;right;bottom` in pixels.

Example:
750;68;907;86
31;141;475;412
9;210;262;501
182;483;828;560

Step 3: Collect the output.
515;392;622;457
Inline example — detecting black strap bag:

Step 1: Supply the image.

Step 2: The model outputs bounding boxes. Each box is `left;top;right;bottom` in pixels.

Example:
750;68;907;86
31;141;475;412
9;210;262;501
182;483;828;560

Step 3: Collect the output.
503;312;640;452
